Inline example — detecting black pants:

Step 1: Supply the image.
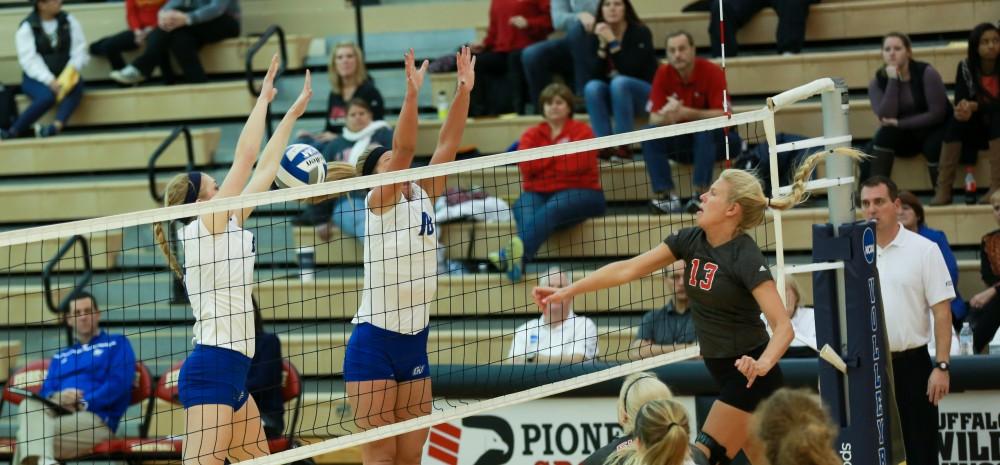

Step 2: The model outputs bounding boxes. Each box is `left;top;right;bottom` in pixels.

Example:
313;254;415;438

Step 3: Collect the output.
891;346;939;465
865;124;946;179
89;29;140;70
709;0;816;56
133;14;240;83
972;295;1000;353
944;108;1000;161
471;50;525;116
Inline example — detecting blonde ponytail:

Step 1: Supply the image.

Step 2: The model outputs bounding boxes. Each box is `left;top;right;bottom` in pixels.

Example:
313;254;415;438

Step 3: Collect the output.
607;399;691;465
153;173;198;278
721;147;868;232
302;145;389;204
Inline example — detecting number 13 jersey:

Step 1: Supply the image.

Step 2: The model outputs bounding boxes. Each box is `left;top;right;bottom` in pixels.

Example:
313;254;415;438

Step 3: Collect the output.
665;227;774;358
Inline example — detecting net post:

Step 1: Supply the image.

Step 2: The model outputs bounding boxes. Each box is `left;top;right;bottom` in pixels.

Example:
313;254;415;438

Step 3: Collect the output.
820;79;853;425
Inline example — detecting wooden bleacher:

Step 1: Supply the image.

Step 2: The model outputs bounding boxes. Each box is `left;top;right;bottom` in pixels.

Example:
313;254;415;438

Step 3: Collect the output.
0;231;123;272
0;128;219;176
0;341;21;383
0;34;311;84
0;179;163;222
14;82;254;127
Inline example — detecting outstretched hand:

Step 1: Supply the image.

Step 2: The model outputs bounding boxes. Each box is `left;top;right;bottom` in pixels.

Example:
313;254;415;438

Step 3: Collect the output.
287;69;313;118
404;48;429;94
455;46;476;92
258;53;280;103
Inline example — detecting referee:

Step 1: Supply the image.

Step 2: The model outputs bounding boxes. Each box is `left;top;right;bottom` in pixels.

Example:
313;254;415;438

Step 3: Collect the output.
860;176;954;465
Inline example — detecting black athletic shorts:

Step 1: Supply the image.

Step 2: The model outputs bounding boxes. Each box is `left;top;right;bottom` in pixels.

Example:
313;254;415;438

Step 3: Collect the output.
703;343;784;412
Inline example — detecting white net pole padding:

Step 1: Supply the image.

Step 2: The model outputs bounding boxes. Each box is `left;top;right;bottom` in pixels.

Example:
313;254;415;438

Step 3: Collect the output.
0;108;769;249
766;77;837;112
241;347;700;465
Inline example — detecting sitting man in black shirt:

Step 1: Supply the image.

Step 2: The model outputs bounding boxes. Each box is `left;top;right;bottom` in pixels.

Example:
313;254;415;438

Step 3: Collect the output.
630;259;697;358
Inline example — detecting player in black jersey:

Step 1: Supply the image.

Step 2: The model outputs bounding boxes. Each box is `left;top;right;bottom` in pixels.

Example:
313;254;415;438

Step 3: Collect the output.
535;147;866;465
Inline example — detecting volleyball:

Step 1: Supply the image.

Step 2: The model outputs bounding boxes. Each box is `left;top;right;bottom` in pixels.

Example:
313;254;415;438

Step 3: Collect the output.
276;144;327;189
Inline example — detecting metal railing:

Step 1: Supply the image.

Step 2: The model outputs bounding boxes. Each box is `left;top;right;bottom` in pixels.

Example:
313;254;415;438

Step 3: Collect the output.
41;235;93;342
147;126;195;203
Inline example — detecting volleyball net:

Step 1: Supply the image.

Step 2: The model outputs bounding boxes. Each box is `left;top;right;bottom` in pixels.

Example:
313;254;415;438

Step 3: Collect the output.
0;78;852;465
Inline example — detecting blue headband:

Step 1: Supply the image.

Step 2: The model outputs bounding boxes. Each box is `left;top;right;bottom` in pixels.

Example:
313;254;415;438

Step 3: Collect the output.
362;146;390;177
183;172;201;205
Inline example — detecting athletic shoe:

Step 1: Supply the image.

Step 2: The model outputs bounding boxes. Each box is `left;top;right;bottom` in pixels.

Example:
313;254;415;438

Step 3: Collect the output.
110;65;145;85
650;196;683;214
684;198;703;214
488;236;524;282
35;123;58;138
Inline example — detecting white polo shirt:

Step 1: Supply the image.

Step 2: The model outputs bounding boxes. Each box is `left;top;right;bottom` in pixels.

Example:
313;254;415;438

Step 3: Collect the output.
875;224;955;352
508;311;598;362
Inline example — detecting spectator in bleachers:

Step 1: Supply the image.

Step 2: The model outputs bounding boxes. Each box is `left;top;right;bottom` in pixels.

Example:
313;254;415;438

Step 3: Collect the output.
641;30;739;214
110;0;241;85
898;190;968;329
520;0;599;108
314;98;393;242
296;42;384;147
866;32;950;188
582;0;657;158
508;268;598;363
3;0;88;140
938;23;1000;205
13;292;136;465
89;0;166;73
629;260;697;359
779;278;816;356
469;0;552;115
709;0;817;57
489;83;606;282
581;373;678;465
969;190;1000;353
247;296;284;440
752;388;840;465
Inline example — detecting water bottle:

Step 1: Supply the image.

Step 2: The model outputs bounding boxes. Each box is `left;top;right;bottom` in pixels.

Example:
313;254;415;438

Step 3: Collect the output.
436;90;449;120
959;322;974;355
964;167;977;205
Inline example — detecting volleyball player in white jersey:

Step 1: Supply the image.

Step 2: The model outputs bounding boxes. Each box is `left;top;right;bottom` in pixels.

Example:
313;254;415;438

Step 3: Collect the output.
152;55;312;465
321;48;474;465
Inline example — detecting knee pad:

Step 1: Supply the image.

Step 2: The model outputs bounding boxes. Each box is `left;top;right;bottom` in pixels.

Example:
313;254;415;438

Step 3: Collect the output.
695;431;731;465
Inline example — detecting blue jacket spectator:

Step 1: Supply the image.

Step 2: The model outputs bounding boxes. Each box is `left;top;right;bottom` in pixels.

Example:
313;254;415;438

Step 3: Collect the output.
14;293;137;465
897;191;967;326
521;0;599;107
111;0;241;84
4;0;88;140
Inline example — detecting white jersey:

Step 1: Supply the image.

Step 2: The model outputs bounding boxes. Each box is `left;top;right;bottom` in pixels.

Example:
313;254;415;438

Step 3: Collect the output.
182;217;256;358
354;183;438;334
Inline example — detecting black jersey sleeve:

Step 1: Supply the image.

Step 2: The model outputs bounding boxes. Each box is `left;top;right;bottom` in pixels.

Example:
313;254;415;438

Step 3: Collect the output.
664;227;698;262
735;236;774;292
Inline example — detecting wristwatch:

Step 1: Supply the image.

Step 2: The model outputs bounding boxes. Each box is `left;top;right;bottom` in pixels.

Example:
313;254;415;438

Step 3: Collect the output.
935;361;950;372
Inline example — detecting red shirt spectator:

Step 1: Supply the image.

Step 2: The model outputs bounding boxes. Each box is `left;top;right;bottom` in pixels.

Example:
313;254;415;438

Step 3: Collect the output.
648;57;728;122
482;0;553;53
518;118;601;192
127;0;166;31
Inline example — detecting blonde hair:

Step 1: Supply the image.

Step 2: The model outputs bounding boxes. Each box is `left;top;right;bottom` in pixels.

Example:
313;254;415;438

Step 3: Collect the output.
753;388;840;465
304;146;381;204
616;372;673;434
328;42;369;95
722;147;868;232
607;398;690;465
784;276;801;305
152;173;202;278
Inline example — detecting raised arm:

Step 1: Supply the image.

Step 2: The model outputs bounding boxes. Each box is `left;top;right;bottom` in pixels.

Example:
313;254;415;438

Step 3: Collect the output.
199;54;280;234
368;49;427;214
419;46;476;200
238;70;313;223
534;244;676;309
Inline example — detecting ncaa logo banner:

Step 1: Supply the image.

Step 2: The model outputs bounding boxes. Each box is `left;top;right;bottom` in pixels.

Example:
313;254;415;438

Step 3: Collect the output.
423;397;696;465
